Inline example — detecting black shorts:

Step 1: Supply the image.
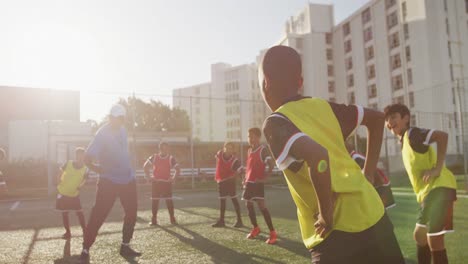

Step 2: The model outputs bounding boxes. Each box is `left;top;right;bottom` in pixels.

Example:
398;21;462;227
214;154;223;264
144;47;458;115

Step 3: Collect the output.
417;187;457;236
56;194;82;212
152;181;173;200
242;182;264;201
218;178;237;199
375;184;396;210
310;213;404;264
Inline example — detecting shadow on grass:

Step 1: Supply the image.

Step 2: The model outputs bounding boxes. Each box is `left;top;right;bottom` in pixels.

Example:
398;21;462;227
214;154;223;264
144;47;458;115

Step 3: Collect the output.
159;225;285;264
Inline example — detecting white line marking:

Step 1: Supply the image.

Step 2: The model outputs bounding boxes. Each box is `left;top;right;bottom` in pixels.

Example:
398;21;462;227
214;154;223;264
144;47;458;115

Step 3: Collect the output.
10;201;20;211
172;196;183;200
393;192;468;199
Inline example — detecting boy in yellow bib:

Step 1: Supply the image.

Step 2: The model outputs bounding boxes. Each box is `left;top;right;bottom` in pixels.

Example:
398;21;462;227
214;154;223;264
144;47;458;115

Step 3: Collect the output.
260;46;403;263
385;103;456;264
56;147;89;239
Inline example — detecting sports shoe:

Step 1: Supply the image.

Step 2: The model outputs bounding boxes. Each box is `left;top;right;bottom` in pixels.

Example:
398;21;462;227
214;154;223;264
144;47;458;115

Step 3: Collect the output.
79;250;89;264
246;226;260;239
211;220;225;228
233;220;244;228
149;218;158;226
266;230;277;244
120;245;142;257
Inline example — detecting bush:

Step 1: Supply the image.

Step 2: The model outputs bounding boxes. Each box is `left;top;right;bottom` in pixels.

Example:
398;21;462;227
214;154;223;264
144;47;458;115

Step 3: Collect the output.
2;159;50;189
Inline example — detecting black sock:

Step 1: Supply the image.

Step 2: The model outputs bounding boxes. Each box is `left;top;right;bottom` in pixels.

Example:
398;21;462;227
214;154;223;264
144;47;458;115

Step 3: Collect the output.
261;208;274;231
432;249;448;264
152;200;159;218
62;212;70;234
417;245;431;264
231;198;242;222
247;203;257;227
219;199;226;221
166;200;175;218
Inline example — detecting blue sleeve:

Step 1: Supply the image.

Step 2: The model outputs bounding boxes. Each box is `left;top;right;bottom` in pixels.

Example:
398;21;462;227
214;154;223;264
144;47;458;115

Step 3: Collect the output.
86;129;104;159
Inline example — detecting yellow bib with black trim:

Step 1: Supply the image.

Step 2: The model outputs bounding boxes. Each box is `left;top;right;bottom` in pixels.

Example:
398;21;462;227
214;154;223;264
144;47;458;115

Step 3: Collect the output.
402;129;457;203
57;161;87;197
276;98;384;249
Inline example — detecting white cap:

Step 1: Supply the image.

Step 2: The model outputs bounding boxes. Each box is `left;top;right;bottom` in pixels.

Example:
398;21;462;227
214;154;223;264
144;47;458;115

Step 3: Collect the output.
110;104;126;117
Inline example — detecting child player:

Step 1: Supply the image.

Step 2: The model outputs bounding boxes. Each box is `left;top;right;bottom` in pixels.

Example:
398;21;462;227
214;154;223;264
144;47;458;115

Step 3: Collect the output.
144;142;180;225
260;45;404;263
385;103;457;264
56;147;88;239
346;141;396;209
242;127;277;245
212;142;244;228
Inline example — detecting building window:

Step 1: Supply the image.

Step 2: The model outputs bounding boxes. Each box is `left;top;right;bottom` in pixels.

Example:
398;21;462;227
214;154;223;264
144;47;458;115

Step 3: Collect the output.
402;1;407;20
410;114;416;126
348;92;356;104
386;0;396;9
344;39;352;53
406;46;411;62
364;27;373;42
448;42;452;58
466;0;468;13
346;57;353;71
392;75;403;92
328;65;334;76
446;18;450;36
326;49;333;60
343;22;351;37
387;11;398;29
328;81;335;93
409;92;415;107
329;97;336;103
326;33;332;44
296;38;303;50
347;74;354;87
444;0;448;12
450;64;454;81
366;46;375;61
362;8;371;24
367;65;376;79
392;95;404;104
389;32;400;49
368;84;377;98
407;68;413;85
403;23;409;40
391;53;402;70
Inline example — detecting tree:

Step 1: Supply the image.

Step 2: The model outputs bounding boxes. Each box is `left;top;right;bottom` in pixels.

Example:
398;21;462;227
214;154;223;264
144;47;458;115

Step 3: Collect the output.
116;97;190;132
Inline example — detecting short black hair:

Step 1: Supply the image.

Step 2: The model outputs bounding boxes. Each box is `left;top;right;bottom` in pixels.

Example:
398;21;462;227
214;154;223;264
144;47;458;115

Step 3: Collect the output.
384;103;411;125
262;45;302;92
248;128;262;138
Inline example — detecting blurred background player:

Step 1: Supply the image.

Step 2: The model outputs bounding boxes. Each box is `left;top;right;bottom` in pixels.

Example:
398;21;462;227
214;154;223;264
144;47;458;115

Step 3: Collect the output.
242;127;277;245
346;141;395;209
385;103;457;264
55;147;88;239
144;142;180;226
212;142;243;228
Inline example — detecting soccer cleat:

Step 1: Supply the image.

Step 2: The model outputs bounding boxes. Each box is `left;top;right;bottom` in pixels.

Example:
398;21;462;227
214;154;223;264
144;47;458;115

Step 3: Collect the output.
120;245;142;257
211;220;226;228
233;220;244;228
79;250;90;264
246;226;260;239
149;218;158;226
266;230;277;245
62;232;71;240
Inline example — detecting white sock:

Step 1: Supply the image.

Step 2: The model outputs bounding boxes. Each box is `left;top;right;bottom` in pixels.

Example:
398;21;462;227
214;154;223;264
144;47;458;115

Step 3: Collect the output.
82;249;89;254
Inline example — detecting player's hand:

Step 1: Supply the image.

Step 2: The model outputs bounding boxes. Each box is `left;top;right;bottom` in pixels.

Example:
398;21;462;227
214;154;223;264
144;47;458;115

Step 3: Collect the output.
422;168;440;183
314;213;332;238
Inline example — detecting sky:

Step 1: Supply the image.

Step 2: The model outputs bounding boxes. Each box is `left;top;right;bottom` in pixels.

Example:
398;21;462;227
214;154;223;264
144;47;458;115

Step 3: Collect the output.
0;0;370;121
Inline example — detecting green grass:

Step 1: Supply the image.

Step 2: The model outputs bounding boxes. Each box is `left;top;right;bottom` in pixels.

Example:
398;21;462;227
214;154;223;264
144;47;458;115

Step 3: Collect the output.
1;188;467;263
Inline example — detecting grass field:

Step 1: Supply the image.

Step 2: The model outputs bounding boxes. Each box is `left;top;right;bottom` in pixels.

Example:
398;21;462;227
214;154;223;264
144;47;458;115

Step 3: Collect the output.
1;186;467;264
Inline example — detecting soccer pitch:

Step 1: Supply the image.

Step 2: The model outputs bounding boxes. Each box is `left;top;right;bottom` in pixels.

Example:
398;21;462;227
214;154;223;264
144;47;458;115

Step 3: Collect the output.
1;187;467;263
